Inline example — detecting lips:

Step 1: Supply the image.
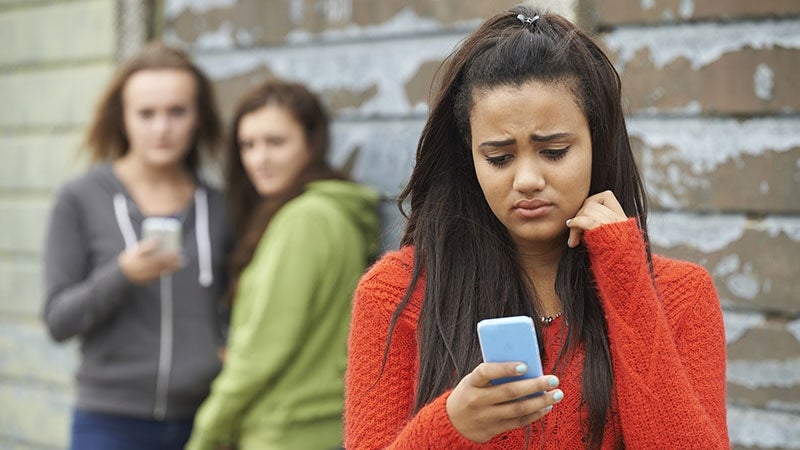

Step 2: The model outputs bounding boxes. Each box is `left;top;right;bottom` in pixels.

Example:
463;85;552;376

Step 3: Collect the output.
513;198;554;218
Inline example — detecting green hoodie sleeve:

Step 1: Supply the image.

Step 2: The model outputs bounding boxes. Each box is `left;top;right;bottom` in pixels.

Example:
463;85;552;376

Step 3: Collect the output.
186;199;332;449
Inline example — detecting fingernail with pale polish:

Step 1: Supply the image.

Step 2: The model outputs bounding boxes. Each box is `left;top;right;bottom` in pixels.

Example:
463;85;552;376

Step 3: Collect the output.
515;364;527;374
553;390;564;402
548;376;559;387
566;219;572;226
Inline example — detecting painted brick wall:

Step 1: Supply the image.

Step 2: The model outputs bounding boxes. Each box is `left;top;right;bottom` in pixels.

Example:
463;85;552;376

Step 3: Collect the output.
1;0;797;448
587;1;800;448
161;1;800;448
0;1;117;448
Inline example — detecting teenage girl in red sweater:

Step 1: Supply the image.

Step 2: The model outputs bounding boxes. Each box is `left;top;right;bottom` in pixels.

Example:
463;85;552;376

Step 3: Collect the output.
344;5;729;449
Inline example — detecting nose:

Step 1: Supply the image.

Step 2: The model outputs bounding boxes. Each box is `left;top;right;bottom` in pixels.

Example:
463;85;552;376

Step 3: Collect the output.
512;155;545;193
153;113;169;135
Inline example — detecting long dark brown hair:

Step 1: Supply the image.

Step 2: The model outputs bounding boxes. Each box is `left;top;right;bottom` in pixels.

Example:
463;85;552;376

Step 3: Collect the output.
224;79;346;304
84;41;221;171
389;6;651;448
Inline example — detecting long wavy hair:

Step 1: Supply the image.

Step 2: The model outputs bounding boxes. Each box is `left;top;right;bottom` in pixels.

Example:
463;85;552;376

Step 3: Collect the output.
389;6;651;448
224;79;346;304
84;41;221;171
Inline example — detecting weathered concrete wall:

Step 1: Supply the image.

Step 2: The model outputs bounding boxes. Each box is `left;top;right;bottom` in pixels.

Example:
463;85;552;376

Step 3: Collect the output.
590;1;800;448
1;0;797;448
163;1;800;448
0;1;117;448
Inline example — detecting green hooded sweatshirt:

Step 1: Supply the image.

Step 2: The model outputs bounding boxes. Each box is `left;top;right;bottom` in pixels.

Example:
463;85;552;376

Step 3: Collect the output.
187;180;380;450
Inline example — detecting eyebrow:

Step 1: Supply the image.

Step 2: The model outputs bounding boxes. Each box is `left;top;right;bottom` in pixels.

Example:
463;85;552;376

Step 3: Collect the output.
478;132;574;149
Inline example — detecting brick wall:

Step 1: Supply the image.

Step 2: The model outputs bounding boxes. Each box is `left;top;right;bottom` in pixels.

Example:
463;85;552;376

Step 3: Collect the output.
0;0;797;448
0;1;118;448
588;1;800;448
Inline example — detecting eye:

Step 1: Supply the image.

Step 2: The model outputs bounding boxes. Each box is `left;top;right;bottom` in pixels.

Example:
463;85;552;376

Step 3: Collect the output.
485;154;514;167
266;136;286;146
138;109;155;119
168;106;188;117
239;140;254;151
541;146;570;161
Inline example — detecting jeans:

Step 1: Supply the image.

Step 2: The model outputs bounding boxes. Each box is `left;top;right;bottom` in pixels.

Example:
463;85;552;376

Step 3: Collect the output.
70;410;193;450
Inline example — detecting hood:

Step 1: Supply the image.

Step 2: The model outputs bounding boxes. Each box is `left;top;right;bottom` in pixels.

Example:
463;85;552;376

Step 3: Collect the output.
305;179;381;255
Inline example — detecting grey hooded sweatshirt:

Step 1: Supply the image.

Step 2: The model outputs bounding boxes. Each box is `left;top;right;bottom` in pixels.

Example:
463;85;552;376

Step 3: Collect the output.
43;163;233;420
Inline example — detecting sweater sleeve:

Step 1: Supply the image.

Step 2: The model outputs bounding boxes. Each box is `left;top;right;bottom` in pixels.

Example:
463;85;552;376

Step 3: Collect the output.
584;218;729;449
42;183;134;342
344;251;483;450
186;203;333;449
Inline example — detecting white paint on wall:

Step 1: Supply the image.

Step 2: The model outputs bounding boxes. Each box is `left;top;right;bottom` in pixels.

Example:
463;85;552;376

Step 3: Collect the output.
628;117;800;208
640;0;655;10
766;399;800;414
315;0;353;24
728;405;800;448
628;118;800;174
759;216;800;241
678;0;694;19
759;181;769;194
723;310;765;344
287;7;447;43
193;34;461;117
728;357;800;389
604;20;800;70
649;213;800;251
726;269;760;301
289;0;304;24
712;255;759;302
648;212;746;252
165;0;236;18
754;63;775;100
788;318;800;343
193;21;235;48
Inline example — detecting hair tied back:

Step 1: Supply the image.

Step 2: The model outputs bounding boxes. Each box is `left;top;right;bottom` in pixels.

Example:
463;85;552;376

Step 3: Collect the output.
517;13;540;27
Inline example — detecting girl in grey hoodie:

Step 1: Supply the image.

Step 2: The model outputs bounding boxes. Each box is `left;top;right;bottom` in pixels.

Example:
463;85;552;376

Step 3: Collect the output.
43;42;233;450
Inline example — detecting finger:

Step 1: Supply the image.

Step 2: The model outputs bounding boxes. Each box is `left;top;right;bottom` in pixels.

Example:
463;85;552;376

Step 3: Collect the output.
496;406;551;430
566;222;582;248
587;190;625;217
484;375;560;405
491;386;563;422
136;238;160;254
470;362;530;387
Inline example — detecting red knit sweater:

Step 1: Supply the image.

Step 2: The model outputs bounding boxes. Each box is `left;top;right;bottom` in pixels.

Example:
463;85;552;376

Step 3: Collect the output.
344;219;729;449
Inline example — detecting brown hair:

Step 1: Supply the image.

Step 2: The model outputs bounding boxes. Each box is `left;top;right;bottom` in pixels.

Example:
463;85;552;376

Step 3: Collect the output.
83;41;221;172
224;79;345;304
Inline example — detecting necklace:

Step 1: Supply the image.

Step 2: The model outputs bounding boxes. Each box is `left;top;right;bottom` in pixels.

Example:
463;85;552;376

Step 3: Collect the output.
540;311;562;326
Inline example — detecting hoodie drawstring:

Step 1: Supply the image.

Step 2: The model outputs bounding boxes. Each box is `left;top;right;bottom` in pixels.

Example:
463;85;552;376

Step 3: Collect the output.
194;187;213;287
113;193;138;250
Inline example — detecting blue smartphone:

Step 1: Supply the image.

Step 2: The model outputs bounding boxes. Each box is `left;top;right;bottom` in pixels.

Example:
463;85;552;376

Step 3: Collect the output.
477;316;544;389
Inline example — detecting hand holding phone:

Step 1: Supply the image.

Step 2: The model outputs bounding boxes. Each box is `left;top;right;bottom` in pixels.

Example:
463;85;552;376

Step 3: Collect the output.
477;315;543;388
141;217;182;253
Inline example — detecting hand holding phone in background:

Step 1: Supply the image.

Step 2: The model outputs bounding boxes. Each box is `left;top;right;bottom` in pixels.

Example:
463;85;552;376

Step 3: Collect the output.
142;217;182;253
444;315;564;444
118;217;183;284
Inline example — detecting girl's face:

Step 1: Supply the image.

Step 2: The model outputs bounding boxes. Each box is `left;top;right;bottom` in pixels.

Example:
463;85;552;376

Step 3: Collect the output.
470;80;592;252
122;69;198;168
238;105;311;198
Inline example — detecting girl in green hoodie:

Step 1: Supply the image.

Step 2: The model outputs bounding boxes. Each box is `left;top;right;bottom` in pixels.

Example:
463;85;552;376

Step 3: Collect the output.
187;79;380;450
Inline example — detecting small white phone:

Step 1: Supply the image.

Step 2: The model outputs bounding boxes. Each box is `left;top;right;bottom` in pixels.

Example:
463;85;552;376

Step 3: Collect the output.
477;315;544;391
141;217;182;253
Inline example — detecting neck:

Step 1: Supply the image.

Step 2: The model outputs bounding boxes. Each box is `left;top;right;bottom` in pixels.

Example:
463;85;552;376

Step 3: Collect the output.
114;155;191;185
516;239;565;318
